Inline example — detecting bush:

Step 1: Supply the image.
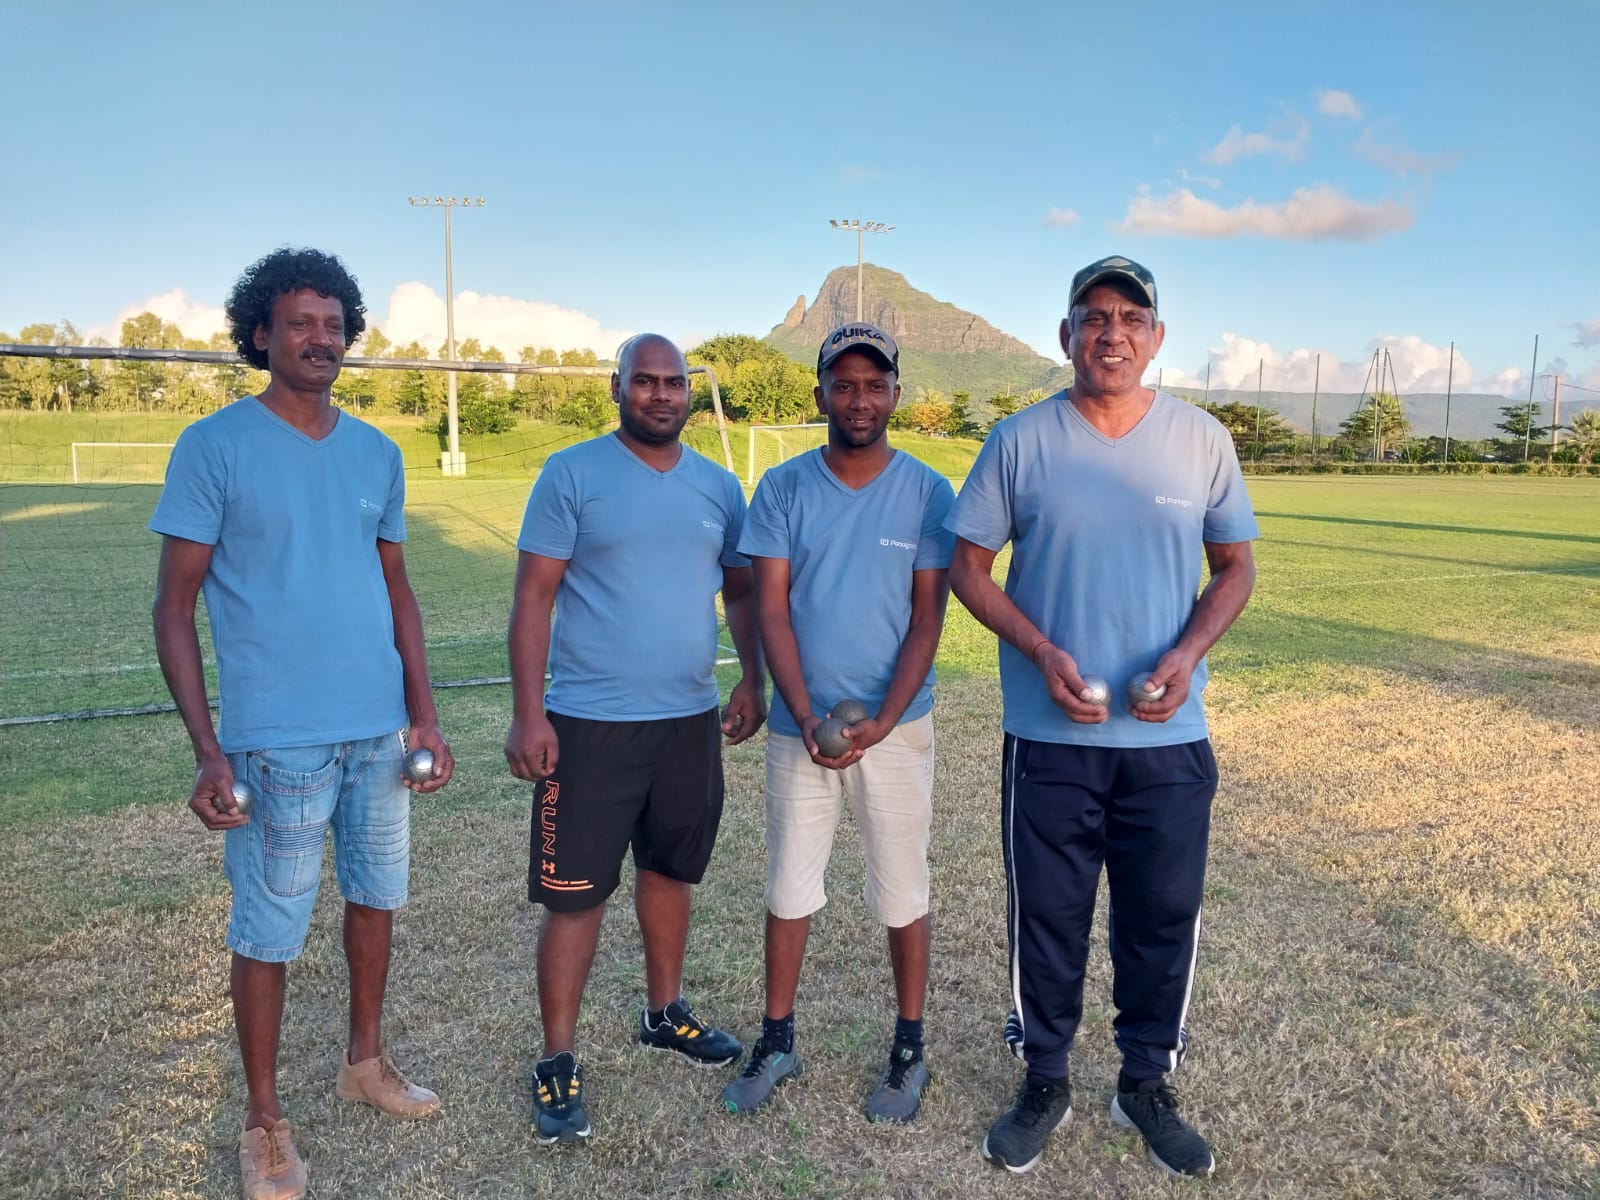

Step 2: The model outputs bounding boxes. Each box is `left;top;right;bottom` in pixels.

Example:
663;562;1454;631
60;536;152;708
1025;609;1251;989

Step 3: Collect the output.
554;381;616;430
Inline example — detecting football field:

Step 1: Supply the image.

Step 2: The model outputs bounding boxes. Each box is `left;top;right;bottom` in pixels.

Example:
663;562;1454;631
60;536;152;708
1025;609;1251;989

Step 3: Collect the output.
1;473;1596;1197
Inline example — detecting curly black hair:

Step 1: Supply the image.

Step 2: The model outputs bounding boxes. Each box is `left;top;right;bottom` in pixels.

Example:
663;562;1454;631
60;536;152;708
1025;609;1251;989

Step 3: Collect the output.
224;247;368;370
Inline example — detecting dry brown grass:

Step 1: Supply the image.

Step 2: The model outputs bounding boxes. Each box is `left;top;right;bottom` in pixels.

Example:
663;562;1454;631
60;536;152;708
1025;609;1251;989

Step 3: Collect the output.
3;667;1598;1199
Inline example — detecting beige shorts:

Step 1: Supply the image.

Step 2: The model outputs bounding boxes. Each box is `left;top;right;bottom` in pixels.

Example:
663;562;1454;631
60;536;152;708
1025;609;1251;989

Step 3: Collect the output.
764;713;934;928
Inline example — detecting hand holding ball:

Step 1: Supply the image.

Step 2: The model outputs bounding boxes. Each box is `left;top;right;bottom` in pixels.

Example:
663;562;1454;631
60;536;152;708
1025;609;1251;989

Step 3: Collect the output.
1080;676;1111;708
403;747;437;785
1127;672;1168;706
226;780;255;817
813;717;852;758
830;699;870;726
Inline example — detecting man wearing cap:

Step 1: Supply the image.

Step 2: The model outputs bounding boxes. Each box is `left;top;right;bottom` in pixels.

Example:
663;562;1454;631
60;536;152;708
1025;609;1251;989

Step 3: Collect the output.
720;322;954;1122
947;257;1258;1177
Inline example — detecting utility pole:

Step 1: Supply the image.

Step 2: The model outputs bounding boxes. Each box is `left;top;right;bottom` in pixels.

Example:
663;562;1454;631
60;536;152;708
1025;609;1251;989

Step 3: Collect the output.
1443;341;1454;464
1550;374;1562;461
1310;353;1320;462
408;195;486;475
828;219;893;320
1524;334;1539;462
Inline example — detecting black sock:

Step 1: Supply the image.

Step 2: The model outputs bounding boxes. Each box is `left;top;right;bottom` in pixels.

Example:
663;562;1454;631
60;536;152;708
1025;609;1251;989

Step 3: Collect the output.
763;1012;795;1053
892;1016;924;1052
647;1005;671;1029
1119;1070;1158;1093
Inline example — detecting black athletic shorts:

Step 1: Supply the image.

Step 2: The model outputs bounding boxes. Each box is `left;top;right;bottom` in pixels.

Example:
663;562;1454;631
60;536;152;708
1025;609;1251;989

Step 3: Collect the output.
528;707;726;912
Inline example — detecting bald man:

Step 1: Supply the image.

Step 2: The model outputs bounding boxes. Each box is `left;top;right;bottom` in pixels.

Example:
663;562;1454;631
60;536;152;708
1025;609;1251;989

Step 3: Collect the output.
505;334;766;1145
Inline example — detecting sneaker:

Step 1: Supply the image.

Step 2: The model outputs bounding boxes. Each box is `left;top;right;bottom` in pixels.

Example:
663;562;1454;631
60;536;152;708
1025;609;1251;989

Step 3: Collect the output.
864;1042;931;1123
981;1073;1073;1175
721;1037;804;1113
532;1051;592;1146
639;998;743;1067
1110;1077;1216;1178
336;1050;441;1119
238;1119;307;1200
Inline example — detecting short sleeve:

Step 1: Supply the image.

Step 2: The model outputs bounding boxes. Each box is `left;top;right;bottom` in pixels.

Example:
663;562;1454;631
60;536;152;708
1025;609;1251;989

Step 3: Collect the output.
378;438;406;543
148;424;225;545
1202;427;1260;544
945;427;1015;551
738;472;791;560
517;454;579;560
915;475;957;570
720;470;751;568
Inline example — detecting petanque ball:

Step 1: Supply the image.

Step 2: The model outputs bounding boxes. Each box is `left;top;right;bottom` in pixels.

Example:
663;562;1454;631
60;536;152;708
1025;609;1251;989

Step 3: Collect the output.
831;698;870;726
229;780;255;817
403;747;436;785
1127;672;1168;705
1081;676;1111;707
813;717;852;758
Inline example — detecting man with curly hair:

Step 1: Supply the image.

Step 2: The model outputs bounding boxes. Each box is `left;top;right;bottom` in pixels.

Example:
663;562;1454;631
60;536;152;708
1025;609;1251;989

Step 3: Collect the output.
151;247;454;1200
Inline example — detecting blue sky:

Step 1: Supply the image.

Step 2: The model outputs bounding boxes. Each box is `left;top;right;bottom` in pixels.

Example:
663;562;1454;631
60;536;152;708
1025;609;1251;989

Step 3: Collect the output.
3;0;1597;402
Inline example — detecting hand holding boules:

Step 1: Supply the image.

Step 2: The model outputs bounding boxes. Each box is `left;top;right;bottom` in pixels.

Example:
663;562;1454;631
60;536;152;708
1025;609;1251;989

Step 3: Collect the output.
403;747;436;785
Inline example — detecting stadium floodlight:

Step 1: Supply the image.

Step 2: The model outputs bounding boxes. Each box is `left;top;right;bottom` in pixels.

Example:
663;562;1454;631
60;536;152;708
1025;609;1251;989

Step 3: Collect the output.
828;218;894;320
407;195;488;475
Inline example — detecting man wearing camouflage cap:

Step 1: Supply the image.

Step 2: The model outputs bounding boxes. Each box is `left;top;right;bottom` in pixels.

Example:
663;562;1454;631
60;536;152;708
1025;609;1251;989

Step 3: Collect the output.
948;256;1258;1177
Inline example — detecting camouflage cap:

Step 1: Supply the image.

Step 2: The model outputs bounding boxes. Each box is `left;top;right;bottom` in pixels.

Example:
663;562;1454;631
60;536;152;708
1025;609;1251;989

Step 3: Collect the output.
1069;255;1158;312
817;322;899;375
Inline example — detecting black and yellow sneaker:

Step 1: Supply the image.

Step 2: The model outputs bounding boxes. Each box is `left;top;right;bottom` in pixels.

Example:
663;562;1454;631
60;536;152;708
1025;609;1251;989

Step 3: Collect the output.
532;1051;591;1146
638;998;742;1067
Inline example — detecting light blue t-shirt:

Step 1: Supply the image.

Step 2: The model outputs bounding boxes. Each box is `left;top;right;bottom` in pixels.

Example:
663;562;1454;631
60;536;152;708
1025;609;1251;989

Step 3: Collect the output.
740;449;955;737
148;397;409;752
517;433;749;721
947;390;1259;748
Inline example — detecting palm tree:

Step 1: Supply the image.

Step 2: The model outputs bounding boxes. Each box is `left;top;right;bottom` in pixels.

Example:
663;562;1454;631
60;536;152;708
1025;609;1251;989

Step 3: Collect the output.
1567;408;1600;464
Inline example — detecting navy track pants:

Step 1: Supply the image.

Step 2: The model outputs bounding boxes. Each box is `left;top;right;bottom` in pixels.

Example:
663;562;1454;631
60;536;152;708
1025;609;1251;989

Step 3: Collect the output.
999;735;1217;1081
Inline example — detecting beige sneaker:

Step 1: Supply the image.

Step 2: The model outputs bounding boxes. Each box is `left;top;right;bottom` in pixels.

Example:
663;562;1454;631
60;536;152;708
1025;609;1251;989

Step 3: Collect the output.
238;1120;307;1200
336;1050;441;1118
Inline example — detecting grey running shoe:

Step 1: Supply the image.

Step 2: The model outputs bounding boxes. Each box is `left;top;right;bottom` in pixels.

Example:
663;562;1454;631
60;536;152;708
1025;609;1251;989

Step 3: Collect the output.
532;1052;591;1146
1110;1077;1216;1177
721;1038;803;1113
639;998;743;1067
864;1042;931;1123
981;1072;1072;1174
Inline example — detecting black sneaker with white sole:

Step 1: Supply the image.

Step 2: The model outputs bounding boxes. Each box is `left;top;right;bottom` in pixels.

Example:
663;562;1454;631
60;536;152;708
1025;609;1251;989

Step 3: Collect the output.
1110;1077;1216;1177
638;998;743;1067
981;1072;1072;1174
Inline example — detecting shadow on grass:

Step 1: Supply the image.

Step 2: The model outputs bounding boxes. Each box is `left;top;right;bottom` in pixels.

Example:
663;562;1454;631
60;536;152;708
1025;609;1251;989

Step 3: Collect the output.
1257;510;1600;546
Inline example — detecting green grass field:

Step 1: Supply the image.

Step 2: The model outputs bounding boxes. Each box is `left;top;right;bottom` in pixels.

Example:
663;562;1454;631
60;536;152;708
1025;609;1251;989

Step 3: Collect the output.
1;452;1597;1197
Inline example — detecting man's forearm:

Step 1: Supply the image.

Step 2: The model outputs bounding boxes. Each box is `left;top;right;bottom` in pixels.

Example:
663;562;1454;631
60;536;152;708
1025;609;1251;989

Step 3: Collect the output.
389;581;440;728
1173;561;1255;668
153;611;221;762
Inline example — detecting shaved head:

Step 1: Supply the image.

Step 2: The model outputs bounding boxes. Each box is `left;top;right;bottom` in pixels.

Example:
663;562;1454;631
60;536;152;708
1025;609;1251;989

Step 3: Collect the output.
615;333;685;382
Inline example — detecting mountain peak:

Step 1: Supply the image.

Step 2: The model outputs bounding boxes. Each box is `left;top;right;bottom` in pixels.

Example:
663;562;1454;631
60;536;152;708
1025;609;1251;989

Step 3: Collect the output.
766;264;1069;401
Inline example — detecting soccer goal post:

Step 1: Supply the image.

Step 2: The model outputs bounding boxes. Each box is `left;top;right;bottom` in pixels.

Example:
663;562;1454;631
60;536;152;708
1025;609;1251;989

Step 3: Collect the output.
746;422;829;487
70;442;176;484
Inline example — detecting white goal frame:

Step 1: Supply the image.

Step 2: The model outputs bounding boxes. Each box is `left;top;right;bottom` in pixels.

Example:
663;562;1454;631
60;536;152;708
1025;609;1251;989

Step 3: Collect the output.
745;422;828;486
70;442;175;483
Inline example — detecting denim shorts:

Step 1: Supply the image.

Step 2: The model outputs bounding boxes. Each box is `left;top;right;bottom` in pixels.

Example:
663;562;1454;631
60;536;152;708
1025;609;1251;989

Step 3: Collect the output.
223;731;411;962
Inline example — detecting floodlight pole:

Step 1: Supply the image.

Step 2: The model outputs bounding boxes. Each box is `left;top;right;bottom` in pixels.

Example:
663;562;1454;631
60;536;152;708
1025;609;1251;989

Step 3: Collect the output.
408;195;486;475
829;219;894;320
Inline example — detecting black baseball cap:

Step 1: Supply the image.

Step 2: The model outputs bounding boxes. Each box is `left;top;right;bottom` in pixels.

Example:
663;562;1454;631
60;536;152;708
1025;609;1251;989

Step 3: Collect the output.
817;322;899;375
1069;255;1158;312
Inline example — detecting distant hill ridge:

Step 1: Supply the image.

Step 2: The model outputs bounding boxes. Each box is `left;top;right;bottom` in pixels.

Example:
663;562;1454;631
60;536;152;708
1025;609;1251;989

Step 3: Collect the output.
765;264;1071;401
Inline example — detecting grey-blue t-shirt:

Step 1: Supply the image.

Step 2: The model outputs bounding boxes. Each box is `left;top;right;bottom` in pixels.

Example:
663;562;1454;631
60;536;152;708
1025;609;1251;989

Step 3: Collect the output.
947;390;1259;747
517;433;749;721
148;398;409;752
740;449;955;737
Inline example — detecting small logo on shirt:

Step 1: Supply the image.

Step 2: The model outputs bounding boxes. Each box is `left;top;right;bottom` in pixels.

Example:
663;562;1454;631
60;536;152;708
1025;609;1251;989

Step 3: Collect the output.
359;498;382;511
879;537;918;551
702;519;724;532
1154;495;1193;509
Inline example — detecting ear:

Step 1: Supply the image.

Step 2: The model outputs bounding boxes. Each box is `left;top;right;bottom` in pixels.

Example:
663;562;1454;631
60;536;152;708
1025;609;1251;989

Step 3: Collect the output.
254;323;270;352
1058;317;1071;357
610;372;621;404
814;384;826;416
1151;320;1166;357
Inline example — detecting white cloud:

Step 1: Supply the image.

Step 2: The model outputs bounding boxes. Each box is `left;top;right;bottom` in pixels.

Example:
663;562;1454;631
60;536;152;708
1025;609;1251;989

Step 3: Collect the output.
1353;127;1458;176
1177;167;1222;189
1202;113;1310;165
1317;89;1363;119
1118;185;1412;240
374;282;633;359
87;288;227;344
1043;207;1081;228
1161;333;1478;394
1572;318;1600;348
